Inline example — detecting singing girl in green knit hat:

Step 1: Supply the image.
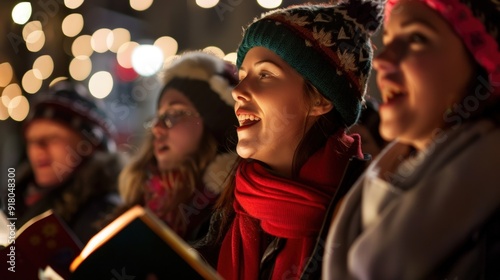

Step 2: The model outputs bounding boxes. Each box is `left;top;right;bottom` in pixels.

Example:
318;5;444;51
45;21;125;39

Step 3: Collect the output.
195;1;384;279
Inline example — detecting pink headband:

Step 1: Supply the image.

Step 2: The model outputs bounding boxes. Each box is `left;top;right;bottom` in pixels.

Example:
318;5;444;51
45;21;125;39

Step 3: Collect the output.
385;0;500;93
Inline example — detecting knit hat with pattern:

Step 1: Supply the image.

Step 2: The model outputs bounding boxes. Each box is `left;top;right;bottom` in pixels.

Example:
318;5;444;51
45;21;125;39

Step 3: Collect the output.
24;80;116;152
237;0;384;127
386;0;500;93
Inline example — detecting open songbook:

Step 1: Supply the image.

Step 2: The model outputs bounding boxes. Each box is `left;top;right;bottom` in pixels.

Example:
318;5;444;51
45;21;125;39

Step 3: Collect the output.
0;210;82;280
69;205;223;280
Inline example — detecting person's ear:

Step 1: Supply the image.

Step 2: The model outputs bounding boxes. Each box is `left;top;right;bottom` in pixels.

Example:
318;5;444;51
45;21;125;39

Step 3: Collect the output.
309;97;333;117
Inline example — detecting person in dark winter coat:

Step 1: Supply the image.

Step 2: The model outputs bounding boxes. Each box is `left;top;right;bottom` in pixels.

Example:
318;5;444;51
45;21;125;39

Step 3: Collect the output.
324;0;500;279
8;81;124;245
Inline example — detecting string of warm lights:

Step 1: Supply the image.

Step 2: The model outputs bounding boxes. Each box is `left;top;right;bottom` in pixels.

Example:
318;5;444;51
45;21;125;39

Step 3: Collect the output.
1;0;283;122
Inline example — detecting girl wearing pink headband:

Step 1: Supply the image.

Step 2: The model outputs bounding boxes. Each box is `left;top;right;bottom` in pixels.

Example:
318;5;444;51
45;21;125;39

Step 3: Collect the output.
324;0;500;279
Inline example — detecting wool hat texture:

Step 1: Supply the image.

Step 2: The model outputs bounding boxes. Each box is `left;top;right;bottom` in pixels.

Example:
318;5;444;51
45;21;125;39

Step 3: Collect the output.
24;81;116;151
237;0;384;127
385;0;500;93
158;52;238;152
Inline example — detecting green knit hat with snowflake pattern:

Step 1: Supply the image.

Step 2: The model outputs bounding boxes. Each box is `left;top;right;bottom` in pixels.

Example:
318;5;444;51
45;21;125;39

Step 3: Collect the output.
237;0;383;127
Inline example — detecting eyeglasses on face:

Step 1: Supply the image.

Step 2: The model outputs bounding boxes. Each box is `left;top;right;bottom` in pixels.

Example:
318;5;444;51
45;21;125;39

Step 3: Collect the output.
144;110;200;129
26;135;72;148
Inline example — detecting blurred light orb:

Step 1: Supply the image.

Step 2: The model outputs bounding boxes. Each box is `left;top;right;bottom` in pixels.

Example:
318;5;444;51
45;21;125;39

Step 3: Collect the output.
12;2;32;25
0;102;8;120
130;0;154;11
108;28;131;53
62;13;84;37
115;63;138;82
257;0;282;9
70;56;92;81
154;36;178;61
0;63;14;87
26;31;45;52
50;77;69;87
8;95;29;121
1;84;22;107
203;46;224;58
224;52;237;65
72;35;93;57
23;21;42;41
89;71;113;99
131;44;164;77
91;28;112;53
196;0;219;8
117;41;138;69
22;70;43;94
65;0;84;9
33;55;54;80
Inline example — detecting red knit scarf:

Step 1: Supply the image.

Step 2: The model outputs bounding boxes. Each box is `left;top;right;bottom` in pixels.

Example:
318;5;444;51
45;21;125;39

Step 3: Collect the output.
217;132;362;280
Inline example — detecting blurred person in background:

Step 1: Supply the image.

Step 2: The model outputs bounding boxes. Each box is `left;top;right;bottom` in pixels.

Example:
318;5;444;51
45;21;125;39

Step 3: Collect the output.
324;0;500;278
117;51;238;243
8;80;124;244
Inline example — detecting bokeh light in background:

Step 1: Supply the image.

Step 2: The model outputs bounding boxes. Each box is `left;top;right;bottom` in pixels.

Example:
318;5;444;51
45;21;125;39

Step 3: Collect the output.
23;21;45;52
203;46;225;58
62;13;84;37
22;70;43;94
0;63;14;87
8;96;29;121
196;0;220;9
115;63;138;82
26;32;45;52
257;0;282;9
50;77;69;87
224;52;237;64
91;28;112;53
130;0;154;11
108;28;131;53
72;35;94;57
70;56;92;81
11;2;32;25
65;0;84;9
0;103;8;120
117;42;139;69
22;21;42;41
1;0;303;122
33;55;54;80
131;45;164;77
89;71;114;99
154;36;178;61
1;84;22;107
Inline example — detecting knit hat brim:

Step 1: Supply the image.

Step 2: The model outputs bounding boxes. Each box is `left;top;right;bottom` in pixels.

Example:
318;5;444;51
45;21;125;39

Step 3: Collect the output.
238;19;363;126
236;2;383;127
